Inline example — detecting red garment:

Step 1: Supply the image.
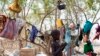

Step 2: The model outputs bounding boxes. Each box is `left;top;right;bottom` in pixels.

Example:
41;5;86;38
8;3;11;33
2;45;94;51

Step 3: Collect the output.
86;52;92;56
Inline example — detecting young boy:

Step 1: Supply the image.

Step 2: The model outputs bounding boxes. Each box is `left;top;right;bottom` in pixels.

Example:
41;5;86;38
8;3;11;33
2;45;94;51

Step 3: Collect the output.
74;33;94;55
51;29;66;56
83;33;93;54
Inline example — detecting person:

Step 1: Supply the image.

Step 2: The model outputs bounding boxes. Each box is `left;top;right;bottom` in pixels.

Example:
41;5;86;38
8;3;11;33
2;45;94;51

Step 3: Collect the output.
83;34;93;53
64;23;79;56
74;33;96;56
51;29;66;56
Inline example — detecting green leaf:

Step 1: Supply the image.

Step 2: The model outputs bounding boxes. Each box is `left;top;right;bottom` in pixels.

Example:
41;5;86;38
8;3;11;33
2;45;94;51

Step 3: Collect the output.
86;0;94;9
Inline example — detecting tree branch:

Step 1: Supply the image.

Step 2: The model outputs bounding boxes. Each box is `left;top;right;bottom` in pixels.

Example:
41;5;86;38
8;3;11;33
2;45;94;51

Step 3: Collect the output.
40;8;56;31
94;18;100;23
92;7;100;23
25;0;34;17
74;5;88;21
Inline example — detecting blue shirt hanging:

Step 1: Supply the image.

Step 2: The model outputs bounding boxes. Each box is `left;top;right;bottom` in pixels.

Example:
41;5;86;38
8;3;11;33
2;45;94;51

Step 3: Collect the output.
29;26;38;43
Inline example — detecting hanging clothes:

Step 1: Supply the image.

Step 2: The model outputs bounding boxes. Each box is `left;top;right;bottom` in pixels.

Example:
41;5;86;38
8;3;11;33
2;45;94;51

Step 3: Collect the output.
56;19;63;28
0;17;25;40
4;19;17;39
8;0;22;13
96;25;100;33
94;25;100;40
89;24;100;41
83;21;93;34
29;26;38;43
57;0;66;10
0;18;16;39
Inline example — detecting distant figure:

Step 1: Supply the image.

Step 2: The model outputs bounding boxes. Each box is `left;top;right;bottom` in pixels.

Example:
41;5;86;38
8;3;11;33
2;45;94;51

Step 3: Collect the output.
74;33;97;56
64;23;79;56
51;29;66;56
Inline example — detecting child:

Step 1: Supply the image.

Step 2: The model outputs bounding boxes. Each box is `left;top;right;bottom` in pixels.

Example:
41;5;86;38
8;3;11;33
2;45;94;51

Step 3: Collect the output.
51;29;66;56
83;33;93;54
74;33;94;55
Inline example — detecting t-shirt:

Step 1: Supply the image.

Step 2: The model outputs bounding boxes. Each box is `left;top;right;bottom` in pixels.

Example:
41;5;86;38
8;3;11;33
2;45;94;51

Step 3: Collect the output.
70;29;79;40
84;41;93;53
